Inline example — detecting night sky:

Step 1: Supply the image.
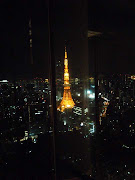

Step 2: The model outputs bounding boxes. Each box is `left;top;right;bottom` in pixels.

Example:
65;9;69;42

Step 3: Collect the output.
88;0;135;74
1;0;135;79
0;0;87;79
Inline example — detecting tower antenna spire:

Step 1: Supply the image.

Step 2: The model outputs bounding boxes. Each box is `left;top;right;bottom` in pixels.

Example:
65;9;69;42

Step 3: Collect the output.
65;40;67;51
65;42;67;59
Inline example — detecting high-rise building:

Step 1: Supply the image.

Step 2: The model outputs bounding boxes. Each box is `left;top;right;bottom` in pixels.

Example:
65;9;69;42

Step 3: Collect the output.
57;47;75;112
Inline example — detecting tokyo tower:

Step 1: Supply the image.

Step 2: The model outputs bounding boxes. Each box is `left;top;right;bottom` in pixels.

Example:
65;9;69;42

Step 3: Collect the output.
57;46;75;112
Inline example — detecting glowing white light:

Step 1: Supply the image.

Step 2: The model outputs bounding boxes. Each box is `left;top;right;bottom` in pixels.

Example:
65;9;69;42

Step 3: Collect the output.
23;97;27;103
0;80;8;82
84;108;88;113
64;120;66;125
78;93;80;96
87;90;91;94
67;105;71;107
80;122;83;126
64;73;69;77
89;93;95;99
93;125;95;133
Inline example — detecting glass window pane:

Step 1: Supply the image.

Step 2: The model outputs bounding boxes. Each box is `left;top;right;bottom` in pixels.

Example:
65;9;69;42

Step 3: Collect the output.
89;1;135;179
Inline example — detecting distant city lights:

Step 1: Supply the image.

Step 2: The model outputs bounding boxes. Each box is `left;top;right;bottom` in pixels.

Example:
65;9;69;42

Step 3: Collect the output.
0;80;8;83
87;90;91;94
89;93;95;99
86;90;95;99
80;122;83;126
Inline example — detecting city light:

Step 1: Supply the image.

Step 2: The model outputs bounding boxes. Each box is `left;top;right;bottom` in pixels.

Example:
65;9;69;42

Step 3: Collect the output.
80;122;83;126
0;80;8;83
87;90;91;94
89;93;95;99
131;75;135;80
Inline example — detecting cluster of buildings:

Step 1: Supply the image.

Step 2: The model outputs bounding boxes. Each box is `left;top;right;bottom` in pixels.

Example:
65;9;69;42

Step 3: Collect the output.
0;78;50;143
1;40;135;178
0;46;96;177
96;73;135;179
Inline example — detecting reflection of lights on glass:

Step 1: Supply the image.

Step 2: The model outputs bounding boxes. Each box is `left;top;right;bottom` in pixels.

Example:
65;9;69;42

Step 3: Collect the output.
64;120;66;125
87;90;95;99
87;90;91;94
67;105;71;107
89;93;95;99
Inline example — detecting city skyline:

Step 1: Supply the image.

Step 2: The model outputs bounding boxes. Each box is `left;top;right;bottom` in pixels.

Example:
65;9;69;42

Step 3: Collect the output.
1;0;135;179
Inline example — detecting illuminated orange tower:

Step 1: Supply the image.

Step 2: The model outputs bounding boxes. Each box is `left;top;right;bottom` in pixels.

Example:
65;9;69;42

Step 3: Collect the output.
57;46;75;112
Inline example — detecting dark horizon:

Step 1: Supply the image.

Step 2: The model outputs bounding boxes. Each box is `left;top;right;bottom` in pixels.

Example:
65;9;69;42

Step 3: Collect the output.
1;0;135;79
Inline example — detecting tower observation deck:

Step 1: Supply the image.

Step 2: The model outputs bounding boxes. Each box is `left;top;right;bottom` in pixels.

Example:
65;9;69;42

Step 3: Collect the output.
57;46;75;112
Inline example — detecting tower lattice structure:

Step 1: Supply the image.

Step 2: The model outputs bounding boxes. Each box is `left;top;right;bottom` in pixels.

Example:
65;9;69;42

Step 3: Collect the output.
57;47;75;112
